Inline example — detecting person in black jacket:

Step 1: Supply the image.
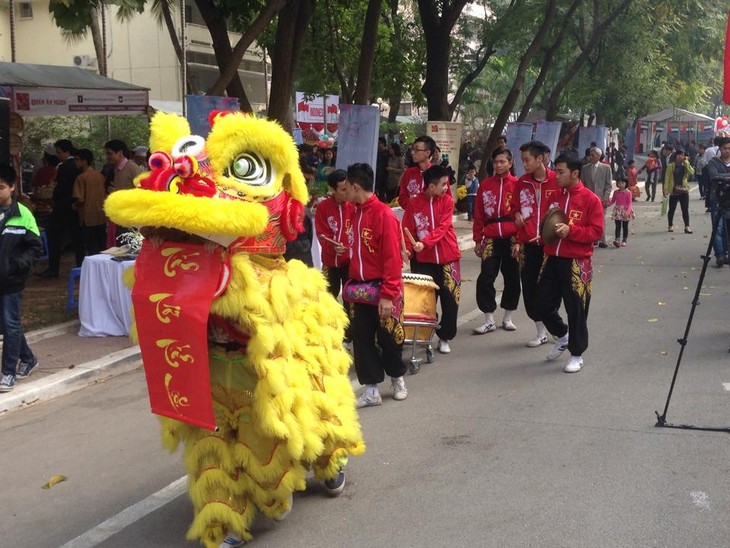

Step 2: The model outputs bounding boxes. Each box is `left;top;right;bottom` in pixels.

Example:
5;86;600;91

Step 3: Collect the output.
37;139;82;278
0;163;43;392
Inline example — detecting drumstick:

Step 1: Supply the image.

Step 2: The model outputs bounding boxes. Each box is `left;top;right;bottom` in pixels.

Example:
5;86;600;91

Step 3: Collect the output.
320;234;341;246
404;227;417;246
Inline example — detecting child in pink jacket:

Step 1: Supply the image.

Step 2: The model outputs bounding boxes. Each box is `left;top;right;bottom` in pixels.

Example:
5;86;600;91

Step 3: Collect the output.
607;176;635;247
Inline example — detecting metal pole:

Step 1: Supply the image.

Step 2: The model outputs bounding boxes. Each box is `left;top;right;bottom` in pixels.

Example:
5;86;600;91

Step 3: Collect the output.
180;0;187;117
9;0;16;63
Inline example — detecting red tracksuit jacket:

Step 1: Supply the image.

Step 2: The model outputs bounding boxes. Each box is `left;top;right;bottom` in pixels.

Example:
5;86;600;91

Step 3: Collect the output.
314;196;354;268
542;181;604;259
397;164;432;209
473;173;518;242
402;191;461;264
347;194;403;300
509;170;561;244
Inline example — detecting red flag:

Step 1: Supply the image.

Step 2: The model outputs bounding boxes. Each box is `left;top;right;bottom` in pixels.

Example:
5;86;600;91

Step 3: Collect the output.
725;10;730;104
132;241;228;430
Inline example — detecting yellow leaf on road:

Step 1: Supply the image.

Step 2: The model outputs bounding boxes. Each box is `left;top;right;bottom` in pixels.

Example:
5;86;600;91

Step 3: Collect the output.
647;318;659;323
42;474;67;490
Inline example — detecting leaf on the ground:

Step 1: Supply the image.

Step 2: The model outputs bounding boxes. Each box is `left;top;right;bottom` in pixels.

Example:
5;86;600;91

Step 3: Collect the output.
699;292;711;296
657;302;666;306
42;474;68;490
661;351;668;355
647;318;659;323
683;286;689;290
634;283;640;287
621;290;627;294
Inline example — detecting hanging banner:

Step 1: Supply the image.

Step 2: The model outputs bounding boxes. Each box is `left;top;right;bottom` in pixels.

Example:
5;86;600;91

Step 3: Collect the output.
533;121;562;160
295;92;340;140
506;122;534;177
186;95;240;138
426;121;463;182
625;126;636;161
132;241;226;431
11;86;148;116
335;104;380;172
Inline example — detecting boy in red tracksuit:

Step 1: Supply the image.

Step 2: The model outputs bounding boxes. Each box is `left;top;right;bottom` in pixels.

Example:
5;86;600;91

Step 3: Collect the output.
472;147;521;335
345;163;407;409
397;135;436;209
402;165;461;354
315;169;354;337
509;140;560;348
538;151;604;373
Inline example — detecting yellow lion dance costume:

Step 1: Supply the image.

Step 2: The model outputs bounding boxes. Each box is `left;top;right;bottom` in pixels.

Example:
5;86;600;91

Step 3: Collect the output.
105;111;364;547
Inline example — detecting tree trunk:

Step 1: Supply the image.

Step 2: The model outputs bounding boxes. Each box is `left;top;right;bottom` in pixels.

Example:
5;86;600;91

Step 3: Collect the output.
89;8;105;76
478;0;558;178
545;0;633;120
161;1;184;67
417;0;470;121
352;0;384;105
194;0;251;111
268;0;314;129
207;0;287;96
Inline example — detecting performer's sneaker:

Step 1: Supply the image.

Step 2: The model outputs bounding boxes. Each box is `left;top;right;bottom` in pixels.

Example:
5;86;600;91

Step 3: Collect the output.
16;359;38;378
438;340;451;353
473;322;496;334
391;377;408;401
526;334;548;348
501;319;517;331
0;374;16;392
546;336;569;361
564;356;584;373
356;390;382;408
219;533;246;547
324;470;346;497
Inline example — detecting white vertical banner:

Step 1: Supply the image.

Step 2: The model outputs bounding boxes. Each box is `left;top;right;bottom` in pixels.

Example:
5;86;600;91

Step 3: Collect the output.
578;126;599;158
335;104;380;171
426;120;463;179
533;121;562;161
506;122;534;177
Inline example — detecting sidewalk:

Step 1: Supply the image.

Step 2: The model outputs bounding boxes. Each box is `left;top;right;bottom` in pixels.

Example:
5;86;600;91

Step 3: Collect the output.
0;221;477;416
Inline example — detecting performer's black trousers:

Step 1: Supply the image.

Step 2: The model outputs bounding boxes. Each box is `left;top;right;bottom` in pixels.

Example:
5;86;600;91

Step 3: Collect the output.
476;238;520;314
412;260;460;341
521;244;544;322
351;303;405;385
322;264;351;338
537;256;591;357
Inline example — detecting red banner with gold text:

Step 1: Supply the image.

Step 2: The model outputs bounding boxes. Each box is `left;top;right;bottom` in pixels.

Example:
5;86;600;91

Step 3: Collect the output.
132;241;225;430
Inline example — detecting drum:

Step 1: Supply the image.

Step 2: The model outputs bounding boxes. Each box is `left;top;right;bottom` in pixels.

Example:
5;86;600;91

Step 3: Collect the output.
403;273;439;341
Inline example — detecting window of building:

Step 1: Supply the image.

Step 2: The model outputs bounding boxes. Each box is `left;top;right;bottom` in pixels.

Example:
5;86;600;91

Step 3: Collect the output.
19;3;33;19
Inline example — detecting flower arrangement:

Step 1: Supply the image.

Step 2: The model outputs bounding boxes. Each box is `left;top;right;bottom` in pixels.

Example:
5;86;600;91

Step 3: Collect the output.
456;185;468;200
117;228;144;254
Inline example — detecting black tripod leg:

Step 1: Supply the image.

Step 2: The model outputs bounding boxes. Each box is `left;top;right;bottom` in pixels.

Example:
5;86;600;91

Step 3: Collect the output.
655;208;721;426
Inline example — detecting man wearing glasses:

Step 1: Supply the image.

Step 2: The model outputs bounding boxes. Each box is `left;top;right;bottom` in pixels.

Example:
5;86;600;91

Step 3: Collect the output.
398;135;437;209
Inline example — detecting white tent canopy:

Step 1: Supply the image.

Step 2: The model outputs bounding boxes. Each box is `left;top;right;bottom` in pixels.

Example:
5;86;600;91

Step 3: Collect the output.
638;107;713;124
0;62;148;117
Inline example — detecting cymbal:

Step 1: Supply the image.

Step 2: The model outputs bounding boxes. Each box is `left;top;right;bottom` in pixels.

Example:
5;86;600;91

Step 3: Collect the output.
540;208;568;245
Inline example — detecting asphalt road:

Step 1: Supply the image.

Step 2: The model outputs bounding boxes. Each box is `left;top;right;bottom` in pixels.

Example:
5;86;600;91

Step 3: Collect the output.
2;191;729;548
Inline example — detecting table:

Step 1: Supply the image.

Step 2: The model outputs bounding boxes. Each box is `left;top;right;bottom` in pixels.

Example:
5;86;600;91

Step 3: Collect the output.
78;254;136;337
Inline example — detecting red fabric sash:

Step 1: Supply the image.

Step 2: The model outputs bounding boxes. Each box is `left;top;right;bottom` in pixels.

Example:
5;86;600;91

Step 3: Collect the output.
132;241;228;430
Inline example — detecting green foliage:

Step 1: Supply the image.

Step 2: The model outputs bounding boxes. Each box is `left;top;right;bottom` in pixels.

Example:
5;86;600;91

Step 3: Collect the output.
21;116;150;170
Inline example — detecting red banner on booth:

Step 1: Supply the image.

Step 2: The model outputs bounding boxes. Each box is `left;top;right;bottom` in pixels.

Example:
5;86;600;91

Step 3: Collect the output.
132;241;225;430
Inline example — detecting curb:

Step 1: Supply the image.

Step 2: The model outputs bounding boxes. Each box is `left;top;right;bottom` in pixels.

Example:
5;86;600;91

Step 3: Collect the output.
0;345;142;416
0;320;80;351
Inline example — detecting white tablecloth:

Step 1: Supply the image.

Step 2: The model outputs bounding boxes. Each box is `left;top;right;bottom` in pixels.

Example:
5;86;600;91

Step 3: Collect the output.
78;254;136;337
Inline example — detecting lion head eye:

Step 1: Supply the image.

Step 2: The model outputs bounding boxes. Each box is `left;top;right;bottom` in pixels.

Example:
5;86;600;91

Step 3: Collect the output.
225;152;274;187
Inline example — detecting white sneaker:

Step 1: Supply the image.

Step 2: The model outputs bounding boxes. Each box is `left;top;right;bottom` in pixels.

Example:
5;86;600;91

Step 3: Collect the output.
501;319;517;331
547;336;569;361
564;356;584;373
473;322;496;334
391;377;408;401
438;340;451;353
356;390;382;408
526;334;548;348
220;534;246;547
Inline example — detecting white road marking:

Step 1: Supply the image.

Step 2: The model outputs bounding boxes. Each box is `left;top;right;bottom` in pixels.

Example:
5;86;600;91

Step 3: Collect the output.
59;477;188;548
690;490;711;510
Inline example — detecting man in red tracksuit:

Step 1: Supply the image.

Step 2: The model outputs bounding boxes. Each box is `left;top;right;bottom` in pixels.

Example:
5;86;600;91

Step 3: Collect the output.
472;147;521;335
345;163;407;408
397;135;436;209
315;169;354;338
509;140;560;348
402;165;462;354
538;151;604;373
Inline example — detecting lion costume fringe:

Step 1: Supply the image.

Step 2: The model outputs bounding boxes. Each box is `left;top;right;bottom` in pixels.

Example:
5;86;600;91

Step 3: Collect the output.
105;112;364;547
